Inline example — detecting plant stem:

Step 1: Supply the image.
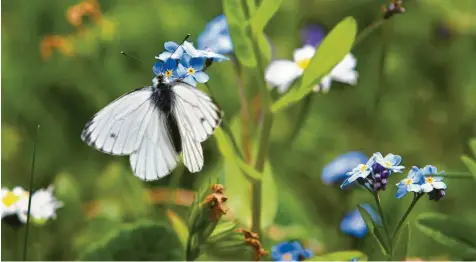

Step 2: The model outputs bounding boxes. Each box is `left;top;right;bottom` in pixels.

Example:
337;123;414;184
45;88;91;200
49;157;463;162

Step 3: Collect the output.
373;192;391;254
23;125;40;261
391;193;423;241
245;0;273;236
353;19;384;48
231;56;253;163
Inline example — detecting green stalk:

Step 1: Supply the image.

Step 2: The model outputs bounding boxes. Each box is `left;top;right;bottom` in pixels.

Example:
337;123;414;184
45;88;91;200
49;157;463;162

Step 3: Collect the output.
244;0;273;236
373;192;391;255
23;125;40;261
391;193;423;242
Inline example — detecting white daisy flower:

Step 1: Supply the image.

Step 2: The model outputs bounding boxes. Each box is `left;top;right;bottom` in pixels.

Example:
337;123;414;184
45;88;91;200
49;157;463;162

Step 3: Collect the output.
265;45;358;94
17;185;63;225
1;187;29;219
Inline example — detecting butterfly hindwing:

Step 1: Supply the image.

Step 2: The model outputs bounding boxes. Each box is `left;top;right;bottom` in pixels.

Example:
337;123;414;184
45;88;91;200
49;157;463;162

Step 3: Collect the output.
171;82;222;173
81;87;155;155
129;109;180;180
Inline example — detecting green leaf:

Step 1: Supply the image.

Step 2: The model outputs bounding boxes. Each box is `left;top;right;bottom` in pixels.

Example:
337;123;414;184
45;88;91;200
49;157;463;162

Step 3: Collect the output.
73;216;122;251
272;16;358;113
202;223;256;261
461;155;476;176
166;209;189;249
357;205;389;256
215;127;261;180
223;0;256;67
415;212;476;257
250;0;284;33
225;158;278;230
392;223;410;261
469;138;476;157
257;33;272;65
310;250;368;261
78;220;183;260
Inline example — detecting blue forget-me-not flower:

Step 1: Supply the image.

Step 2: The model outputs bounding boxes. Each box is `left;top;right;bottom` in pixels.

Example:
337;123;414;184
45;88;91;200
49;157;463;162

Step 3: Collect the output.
340;155;377;189
157;40;229;63
322;151;368;185
152;58;179;79
420;165;447;201
395;166;424;199
176;54;210;87
197;14;233;55
271;241;313;261
340;204;381;238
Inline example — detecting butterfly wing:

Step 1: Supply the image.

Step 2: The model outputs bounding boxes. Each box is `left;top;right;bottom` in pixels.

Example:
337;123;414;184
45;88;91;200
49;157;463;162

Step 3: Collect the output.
129;109;180;180
81;86;181;180
81;87;156;155
171;82;222;172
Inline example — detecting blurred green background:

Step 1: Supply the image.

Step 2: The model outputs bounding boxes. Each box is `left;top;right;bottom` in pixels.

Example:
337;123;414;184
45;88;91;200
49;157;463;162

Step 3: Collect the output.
2;0;476;260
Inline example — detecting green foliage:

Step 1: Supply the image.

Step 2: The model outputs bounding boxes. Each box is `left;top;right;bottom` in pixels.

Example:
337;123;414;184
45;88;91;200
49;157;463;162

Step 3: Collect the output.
250;0;284;34
166;209;189;249
309;250;368;261
79;220;183;261
415;213;476;258
223;0;256;67
357;204;389;256
392;223;410;261
271;17;358;112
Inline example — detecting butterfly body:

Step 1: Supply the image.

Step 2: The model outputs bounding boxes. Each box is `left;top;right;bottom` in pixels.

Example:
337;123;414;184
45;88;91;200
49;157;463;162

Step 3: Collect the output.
81;75;222;181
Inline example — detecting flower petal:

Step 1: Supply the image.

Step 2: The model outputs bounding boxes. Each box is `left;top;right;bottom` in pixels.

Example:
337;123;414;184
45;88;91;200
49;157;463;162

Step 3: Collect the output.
194;71;210;83
317;75;332;93
164;59;178;71
421;183;433;193
293;45;316;62
340;209;368;238
432;181;447;190
396;185;408;199
156;51;172;61
183;75;197;87
421;165;437;175
407;184;421;193
331;69;359;86
183;41;201;57
265;60;302;93
190;57;205;70
175;64;187;77
384;153;402;166
301;24;326;47
164;41;179;52
152;62;163;75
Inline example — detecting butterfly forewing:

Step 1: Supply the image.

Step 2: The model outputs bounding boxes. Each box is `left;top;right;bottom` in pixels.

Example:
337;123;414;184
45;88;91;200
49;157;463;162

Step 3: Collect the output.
81;87;155;155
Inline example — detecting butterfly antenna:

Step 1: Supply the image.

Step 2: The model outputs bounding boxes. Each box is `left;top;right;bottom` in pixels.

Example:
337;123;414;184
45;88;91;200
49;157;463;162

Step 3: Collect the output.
121;51;144;64
159;34;191;73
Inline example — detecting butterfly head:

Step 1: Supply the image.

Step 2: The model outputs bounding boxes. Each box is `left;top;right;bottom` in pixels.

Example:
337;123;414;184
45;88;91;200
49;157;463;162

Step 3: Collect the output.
152;73;170;87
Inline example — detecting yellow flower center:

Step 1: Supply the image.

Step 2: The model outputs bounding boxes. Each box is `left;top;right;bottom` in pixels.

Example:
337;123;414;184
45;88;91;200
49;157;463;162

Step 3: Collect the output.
2;191;20;207
425;176;434;183
165;70;173;77
296;58;310;69
385;161;392;166
404;178;413;185
281;253;293;261
187;67;195;75
360;165;367;172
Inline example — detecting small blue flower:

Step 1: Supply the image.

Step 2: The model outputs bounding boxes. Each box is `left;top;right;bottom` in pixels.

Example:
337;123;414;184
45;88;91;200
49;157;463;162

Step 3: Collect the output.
152;58;179;79
322;151;368;185
419;165;447;201
176;54;209;86
155;41;185;61
395;166;424;199
340;155;377;189
373;152;405;173
351;258;358;262
301;24;326;47
271;241;313;261
197;14;233;55
340;204;381;238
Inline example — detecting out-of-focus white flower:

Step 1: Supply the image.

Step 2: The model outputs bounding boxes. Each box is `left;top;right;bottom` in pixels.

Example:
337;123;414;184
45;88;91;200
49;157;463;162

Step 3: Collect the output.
1;187;29;218
265;45;358;94
17;185;63;225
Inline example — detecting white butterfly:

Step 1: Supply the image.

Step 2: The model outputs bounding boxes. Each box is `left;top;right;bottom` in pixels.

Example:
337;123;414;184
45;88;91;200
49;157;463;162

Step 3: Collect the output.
81;74;223;181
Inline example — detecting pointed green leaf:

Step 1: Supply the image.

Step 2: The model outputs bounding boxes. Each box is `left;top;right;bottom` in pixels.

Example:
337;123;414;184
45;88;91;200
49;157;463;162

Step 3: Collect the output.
392;223;410;261
415;213;476;257
358;205;389;256
250;0;284;33
166;209;189;248
223;0;256;67
310;250;367;261
272;17;358;113
257;33;272;65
